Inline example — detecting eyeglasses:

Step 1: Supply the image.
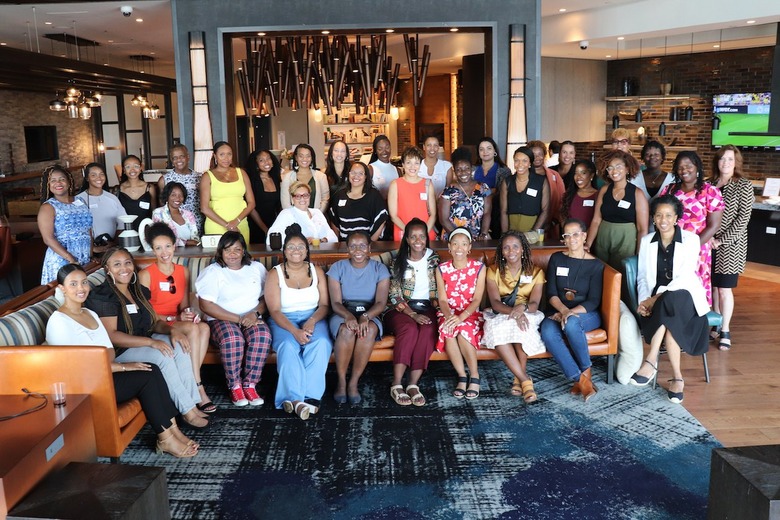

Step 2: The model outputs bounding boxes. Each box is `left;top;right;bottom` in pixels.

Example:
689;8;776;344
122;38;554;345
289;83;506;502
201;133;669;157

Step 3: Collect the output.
124;164;142;170
605;164;626;173
292;193;311;199
348;243;369;251
561;231;584;240
612;139;629;145
224;247;244;255
285;244;307;252
166;275;177;295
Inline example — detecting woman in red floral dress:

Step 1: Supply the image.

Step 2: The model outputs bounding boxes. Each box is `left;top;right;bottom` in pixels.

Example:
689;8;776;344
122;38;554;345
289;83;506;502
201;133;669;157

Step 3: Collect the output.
436;228;486;399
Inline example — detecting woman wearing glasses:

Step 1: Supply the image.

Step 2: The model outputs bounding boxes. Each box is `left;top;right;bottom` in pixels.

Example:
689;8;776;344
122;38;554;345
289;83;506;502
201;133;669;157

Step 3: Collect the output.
195;231;271;407
629;195;710;404
327;231;390;404
586;149;648;271
266;182;338;245
265;224;332;420
540;218;604;401
139;223;214;413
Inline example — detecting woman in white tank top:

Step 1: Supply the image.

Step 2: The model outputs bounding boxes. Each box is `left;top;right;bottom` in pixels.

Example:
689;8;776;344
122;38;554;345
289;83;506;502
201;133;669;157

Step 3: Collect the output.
265;223;333;420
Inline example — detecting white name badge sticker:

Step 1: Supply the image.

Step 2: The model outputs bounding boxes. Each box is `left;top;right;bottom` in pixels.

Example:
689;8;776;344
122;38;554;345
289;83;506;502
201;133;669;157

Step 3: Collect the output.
159;282;171;292
583;199;595;207
556;267;569;276
139;201;151;210
420;192;428;200
617;200;632;209
527;188;538;197
90;203;98;209
126;304;139;314
338;199;347;207
73;199;85;206
520;275;533;284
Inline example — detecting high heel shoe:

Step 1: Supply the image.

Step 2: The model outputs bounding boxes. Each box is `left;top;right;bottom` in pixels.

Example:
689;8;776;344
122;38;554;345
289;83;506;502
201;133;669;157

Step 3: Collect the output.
579;368;597;402
629;360;658;387
156;433;198;458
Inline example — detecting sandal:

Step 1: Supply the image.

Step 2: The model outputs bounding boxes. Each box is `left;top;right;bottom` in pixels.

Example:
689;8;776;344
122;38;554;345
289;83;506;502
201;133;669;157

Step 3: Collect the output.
464;377;480;400
406;385;426;407
510;377;523;396
453;376;468;399
390;384;412;406
294;401;310;420
709;326;721;342
197;401;217;414
521;379;537;404
718;331;731;351
629;360;658;387
667;378;684;404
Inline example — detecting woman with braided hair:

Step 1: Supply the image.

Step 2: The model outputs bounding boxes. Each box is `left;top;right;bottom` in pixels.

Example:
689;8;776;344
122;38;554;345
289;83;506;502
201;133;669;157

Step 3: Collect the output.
265;224;332;420
482;230;546;403
85;246;208;429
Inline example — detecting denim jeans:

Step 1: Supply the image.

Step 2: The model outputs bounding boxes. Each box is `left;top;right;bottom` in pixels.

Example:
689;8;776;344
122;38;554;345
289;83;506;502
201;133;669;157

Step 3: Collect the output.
540;311;601;381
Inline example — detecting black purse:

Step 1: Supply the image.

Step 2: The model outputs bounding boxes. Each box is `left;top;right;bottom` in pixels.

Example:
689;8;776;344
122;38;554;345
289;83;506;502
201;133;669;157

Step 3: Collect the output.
500;276;524;308
343;300;373;318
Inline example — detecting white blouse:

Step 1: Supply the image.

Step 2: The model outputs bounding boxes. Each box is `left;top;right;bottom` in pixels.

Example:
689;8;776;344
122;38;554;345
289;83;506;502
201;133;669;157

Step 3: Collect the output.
45;309;113;348
266;207;338;245
195;261;267;319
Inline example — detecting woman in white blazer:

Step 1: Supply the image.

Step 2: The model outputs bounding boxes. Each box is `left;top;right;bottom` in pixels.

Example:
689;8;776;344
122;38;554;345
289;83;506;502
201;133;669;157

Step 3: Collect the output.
628;194;710;404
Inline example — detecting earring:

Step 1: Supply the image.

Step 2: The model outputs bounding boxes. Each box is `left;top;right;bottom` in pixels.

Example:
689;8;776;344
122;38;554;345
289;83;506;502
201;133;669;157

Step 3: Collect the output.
108;271;116;284
131;272;138;285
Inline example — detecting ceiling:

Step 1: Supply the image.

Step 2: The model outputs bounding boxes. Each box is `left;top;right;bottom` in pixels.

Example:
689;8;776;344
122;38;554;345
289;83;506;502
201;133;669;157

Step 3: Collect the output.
0;0;777;84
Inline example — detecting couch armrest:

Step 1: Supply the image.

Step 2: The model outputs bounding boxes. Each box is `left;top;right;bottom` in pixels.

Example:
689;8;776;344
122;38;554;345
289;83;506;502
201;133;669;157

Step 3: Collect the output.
0;346;129;458
600;265;622;356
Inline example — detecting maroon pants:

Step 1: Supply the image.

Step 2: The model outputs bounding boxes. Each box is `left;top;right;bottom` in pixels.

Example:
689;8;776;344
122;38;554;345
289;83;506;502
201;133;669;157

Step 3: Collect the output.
384;308;437;371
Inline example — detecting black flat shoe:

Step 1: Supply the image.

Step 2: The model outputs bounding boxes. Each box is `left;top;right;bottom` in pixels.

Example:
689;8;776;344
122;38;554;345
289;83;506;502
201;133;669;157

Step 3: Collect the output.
667;378;684;404
629;360;658;387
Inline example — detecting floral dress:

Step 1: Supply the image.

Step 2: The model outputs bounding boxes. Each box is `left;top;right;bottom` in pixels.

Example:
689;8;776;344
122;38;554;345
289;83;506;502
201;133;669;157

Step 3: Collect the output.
441;183;491;237
662;183;724;305
436;259;485;352
40;198;93;284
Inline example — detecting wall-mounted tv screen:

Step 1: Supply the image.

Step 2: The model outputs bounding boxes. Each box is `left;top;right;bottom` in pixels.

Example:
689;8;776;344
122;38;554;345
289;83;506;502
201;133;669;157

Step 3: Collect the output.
24;125;59;163
712;92;779;148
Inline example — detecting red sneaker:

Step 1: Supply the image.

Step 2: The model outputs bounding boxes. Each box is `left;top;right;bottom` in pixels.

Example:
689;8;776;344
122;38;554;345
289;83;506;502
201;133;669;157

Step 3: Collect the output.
230;386;249;406
243;386;264;406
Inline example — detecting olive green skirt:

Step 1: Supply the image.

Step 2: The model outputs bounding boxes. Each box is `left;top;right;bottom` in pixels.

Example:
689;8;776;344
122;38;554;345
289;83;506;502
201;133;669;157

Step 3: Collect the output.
508;214;537;233
593;221;636;272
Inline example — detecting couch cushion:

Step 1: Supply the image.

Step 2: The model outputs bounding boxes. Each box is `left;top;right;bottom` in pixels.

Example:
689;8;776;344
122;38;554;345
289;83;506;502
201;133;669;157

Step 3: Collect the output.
0;296;59;346
117;398;143;428
585;328;607;343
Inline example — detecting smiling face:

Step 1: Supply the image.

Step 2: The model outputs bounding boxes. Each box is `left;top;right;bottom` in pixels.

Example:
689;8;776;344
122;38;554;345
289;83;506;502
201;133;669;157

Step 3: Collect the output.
612;138;630;153
348;163;366;189
256;151;274;173
376;139;391;163
531;147;545;168
86;166;106;191
213;144;233;169
513;152;531;176
403;156;421;177
606;158;627;183
123;158;142;180
330;142;348;165
60;270;90;305
283;236;308;263
48;170;70;197
105;250;136;287
448;233;472;260
454;160;473;184
501;235;523;265
653;203;678;234
718;150;736;177
643;146;664;170
347;234;370;264
170;147;190;173
573;165;595;189
295;146;312;169
221;240;246;270
152;235;175;265
560;144;576;166
561;222;586;252
424;137;440;159
478;140;496;164
676;157;698;185
291;186;311;210
405;225;428;256
167;186;185;211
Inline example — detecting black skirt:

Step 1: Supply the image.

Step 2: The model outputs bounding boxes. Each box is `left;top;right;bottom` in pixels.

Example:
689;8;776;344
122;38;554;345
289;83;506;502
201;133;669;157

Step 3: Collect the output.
640;290;709;356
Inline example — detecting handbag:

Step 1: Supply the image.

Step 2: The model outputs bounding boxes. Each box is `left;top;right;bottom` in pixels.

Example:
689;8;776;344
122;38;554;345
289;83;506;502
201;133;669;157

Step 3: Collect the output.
343;300;373;318
500;276;524;308
407;299;433;313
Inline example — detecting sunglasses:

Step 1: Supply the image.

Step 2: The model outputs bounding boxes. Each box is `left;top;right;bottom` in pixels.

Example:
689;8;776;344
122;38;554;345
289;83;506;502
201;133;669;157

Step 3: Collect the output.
166;275;177;295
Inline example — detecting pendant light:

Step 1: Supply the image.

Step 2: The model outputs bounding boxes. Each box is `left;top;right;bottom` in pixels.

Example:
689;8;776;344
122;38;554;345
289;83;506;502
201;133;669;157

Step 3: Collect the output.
49;91;66;111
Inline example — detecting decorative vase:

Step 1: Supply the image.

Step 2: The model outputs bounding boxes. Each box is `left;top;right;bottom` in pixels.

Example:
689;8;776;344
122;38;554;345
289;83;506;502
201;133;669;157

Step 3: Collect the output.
117;215;141;252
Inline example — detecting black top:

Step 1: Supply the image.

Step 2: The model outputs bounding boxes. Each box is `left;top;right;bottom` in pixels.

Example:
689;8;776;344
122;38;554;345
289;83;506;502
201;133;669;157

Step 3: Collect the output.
329;188;389;240
552;164;575;190
505;173;546;216
248;175;281;244
85;281;156;352
115;184;153;230
600;182;637;224
650;226;681;295
545;252;604;312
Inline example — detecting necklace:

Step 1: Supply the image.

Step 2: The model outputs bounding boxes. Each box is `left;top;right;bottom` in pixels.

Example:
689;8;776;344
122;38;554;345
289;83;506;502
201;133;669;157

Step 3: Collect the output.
563;250;587;301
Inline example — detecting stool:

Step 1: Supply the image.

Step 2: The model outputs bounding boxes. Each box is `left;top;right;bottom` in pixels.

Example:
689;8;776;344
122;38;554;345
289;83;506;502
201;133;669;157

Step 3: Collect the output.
709;445;780;519
8;462;170;520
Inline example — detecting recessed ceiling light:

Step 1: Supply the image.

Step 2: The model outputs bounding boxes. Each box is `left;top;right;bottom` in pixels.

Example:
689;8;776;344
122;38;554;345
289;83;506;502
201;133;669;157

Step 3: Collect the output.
103;63;108;66
0;43;7;46
713;44;720;48
450;28;458;32
386;29;394;33
45;21;52;25
257;32;266;36
559;8;567;12
746;20;756;24
150;52;155;55
605;54;612;58
135;18;143;23
321;30;330;35
108;40;114;43
617;37;625;41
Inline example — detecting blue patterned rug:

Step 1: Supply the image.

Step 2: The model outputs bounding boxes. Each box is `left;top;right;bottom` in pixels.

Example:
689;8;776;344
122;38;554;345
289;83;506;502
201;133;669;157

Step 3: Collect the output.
116;358;718;519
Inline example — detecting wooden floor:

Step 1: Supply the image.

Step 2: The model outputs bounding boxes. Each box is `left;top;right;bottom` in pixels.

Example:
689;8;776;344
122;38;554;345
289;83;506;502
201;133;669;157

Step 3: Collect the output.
659;262;780;447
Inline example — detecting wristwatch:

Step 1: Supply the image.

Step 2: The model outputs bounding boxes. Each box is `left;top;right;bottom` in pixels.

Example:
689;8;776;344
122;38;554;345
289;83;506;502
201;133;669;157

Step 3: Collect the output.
255;311;263;320
361;312;370;320
165;315;175;322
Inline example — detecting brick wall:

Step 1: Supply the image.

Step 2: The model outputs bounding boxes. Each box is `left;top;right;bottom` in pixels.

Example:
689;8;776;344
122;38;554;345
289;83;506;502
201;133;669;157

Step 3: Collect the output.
0;90;95;174
604;47;778;180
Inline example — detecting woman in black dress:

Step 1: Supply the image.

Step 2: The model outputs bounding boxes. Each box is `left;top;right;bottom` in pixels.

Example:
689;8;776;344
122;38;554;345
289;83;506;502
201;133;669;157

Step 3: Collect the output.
244;149;282;244
115;155;157;231
629;194;710;404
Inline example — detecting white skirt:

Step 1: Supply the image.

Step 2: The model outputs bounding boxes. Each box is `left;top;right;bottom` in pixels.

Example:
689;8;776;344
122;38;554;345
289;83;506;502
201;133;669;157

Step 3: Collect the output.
481;309;545;356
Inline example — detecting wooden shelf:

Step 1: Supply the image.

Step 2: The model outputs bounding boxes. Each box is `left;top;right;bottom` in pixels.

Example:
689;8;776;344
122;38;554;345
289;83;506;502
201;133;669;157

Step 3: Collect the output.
605;94;701;102
602;144;697;152
605;121;700;126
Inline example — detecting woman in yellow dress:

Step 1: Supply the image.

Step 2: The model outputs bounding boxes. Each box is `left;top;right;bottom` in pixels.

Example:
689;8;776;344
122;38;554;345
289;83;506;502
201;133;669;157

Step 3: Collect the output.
200;141;255;243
